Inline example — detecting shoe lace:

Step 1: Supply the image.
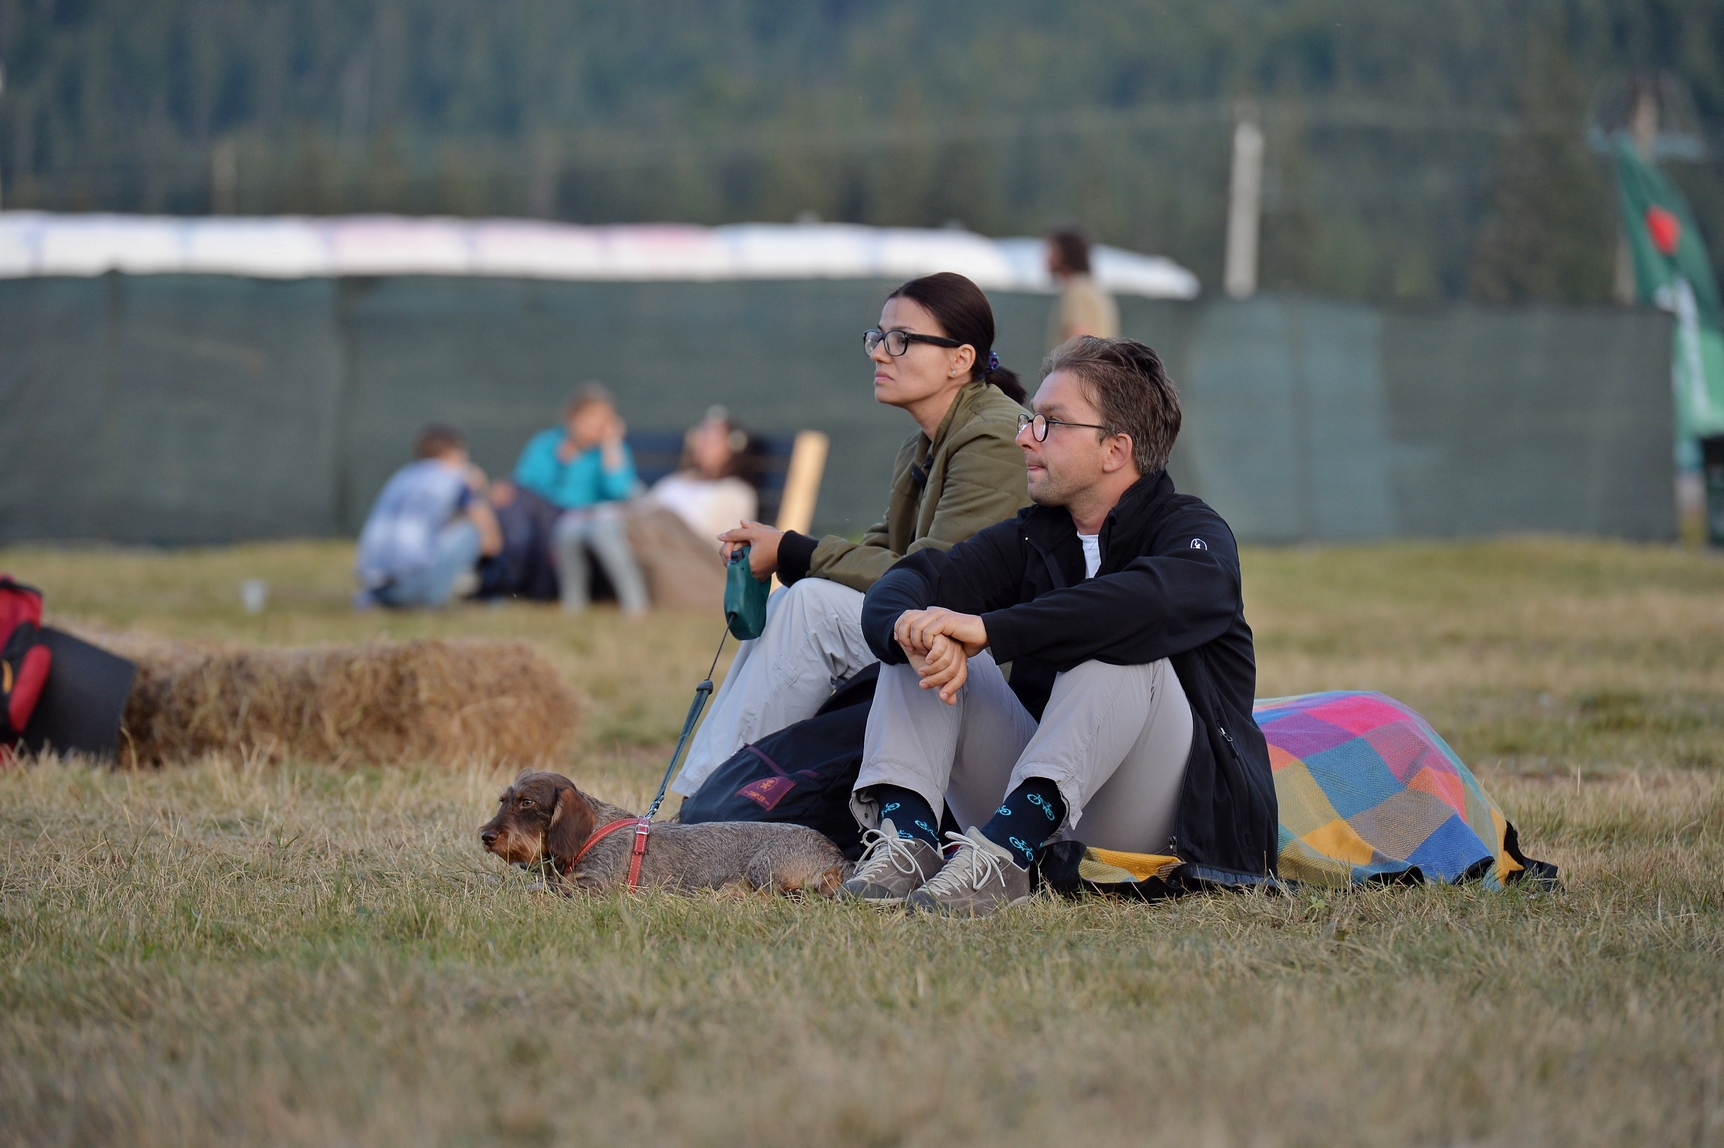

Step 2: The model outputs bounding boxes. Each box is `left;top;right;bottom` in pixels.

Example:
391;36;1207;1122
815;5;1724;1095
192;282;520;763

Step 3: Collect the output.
918;832;1007;898
854;827;930;880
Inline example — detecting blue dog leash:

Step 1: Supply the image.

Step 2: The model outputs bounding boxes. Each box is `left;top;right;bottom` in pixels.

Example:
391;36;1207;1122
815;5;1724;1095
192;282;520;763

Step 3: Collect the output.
608;546;766;888
639;543;771;825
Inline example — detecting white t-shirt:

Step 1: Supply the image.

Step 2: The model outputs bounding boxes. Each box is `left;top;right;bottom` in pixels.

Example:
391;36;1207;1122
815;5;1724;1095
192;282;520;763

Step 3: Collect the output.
1078;533;1101;579
648;472;758;541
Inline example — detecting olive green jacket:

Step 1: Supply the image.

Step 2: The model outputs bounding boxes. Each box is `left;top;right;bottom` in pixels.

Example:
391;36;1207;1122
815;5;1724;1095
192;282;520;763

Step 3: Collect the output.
780;382;1030;594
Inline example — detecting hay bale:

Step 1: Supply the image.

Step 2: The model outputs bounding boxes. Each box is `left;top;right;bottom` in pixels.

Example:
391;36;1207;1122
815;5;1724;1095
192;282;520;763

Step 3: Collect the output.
80;630;580;768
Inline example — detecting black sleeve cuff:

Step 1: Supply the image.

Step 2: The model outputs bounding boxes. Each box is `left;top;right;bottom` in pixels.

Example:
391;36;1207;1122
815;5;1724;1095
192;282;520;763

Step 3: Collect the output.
776;530;819;585
979;608;1023;665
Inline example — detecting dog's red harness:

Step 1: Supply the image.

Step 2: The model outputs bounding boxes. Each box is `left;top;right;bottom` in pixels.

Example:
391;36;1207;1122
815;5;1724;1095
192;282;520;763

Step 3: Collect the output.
549;646;719;892
566;816;652;891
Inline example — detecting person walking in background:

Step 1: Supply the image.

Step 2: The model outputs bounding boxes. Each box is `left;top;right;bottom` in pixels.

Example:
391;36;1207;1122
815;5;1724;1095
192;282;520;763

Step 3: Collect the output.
671;271;1031;799
647;406;758;541
502;383;650;614
354;424;501;609
1045;228;1119;351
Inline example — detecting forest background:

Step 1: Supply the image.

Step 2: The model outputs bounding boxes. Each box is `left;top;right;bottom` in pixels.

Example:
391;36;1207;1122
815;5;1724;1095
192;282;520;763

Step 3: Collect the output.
0;0;1722;308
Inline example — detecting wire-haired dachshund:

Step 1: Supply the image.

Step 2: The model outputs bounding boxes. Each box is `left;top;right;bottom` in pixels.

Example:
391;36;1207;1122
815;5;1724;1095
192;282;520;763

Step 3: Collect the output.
479;769;851;895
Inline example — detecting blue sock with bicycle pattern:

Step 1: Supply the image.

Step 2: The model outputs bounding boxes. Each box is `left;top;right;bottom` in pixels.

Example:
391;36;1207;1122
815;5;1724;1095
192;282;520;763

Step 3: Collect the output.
870;785;941;850
979;778;1067;869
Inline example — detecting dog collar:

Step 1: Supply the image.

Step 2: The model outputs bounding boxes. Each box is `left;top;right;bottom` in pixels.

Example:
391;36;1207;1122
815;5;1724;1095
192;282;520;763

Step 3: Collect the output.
563;816;652;890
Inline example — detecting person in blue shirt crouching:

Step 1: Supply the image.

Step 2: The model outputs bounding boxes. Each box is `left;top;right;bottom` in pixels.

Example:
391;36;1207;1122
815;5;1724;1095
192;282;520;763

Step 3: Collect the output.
503;383;650;614
354;424;502;609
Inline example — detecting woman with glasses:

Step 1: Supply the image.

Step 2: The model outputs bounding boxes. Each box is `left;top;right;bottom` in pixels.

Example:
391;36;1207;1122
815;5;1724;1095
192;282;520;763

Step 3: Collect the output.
671;271;1031;800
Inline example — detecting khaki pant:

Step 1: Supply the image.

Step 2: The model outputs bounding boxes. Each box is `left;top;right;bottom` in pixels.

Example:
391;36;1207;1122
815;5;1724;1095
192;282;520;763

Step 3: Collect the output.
852;651;1194;856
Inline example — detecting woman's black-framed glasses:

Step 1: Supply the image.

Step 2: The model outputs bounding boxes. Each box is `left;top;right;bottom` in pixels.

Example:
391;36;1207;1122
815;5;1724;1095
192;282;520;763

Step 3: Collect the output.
1016;411;1114;442
864;328;965;357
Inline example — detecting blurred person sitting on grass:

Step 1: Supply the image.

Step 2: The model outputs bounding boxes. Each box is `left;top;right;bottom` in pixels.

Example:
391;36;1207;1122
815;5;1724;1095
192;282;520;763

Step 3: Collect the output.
1045;227;1119;352
841;336;1276;916
354;423;502;610
647;406;758;541
671;271;1031;799
493;383;651;615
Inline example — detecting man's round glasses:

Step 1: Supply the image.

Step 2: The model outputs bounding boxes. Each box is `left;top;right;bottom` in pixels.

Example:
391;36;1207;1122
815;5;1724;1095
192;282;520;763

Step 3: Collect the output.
864;328;964;357
1016;411;1114;442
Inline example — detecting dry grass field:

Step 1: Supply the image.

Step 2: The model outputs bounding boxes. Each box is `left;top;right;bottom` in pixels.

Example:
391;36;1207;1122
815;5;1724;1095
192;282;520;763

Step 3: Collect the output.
1;537;1721;1147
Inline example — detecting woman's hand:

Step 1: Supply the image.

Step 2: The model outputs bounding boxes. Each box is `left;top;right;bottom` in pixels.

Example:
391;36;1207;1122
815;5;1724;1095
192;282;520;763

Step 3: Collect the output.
599;412;628;472
718;521;783;578
488;478;517;507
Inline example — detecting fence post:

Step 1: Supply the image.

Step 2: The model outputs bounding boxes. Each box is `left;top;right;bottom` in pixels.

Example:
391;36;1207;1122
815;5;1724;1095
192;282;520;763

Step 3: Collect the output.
1225;116;1264;301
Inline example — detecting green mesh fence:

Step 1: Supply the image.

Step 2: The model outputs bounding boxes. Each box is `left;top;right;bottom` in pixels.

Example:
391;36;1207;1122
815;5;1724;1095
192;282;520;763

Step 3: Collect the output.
0;275;1675;546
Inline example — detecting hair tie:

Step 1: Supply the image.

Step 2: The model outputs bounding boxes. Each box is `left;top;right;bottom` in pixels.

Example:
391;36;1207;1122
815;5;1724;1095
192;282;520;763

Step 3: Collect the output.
987;351;1000;372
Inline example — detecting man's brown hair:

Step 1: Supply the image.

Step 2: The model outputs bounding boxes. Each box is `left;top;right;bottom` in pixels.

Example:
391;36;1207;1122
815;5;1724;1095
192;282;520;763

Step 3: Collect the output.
413;423;466;459
1040;336;1181;476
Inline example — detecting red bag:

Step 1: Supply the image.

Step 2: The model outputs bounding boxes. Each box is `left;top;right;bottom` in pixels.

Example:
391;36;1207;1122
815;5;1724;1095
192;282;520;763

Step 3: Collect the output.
1;576;54;760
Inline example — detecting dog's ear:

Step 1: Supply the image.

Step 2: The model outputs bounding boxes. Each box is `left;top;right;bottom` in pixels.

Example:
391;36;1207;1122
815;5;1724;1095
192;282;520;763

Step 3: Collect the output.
545;784;597;866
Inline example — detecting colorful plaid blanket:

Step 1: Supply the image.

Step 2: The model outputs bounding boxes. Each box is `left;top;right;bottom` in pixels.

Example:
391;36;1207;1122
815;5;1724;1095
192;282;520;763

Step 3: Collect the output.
1255;690;1531;888
1045;690;1551;897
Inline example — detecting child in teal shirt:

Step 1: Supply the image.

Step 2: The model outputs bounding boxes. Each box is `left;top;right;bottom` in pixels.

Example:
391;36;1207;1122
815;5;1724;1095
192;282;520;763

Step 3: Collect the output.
500;384;649;613
512;423;637;508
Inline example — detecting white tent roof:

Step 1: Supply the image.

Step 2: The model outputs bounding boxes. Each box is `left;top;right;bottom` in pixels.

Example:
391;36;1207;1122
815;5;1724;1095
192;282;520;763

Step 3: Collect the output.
0;212;1199;298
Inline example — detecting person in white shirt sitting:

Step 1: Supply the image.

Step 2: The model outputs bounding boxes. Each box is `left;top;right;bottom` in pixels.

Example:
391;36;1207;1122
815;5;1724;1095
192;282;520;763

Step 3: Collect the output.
647;407;758;542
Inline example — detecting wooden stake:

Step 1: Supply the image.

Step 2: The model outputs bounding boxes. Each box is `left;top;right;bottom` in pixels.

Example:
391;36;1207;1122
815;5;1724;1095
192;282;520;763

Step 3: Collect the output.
774;430;829;536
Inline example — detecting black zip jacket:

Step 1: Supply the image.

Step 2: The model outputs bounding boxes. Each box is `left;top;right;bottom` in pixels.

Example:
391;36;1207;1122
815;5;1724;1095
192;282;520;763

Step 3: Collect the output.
860;471;1279;877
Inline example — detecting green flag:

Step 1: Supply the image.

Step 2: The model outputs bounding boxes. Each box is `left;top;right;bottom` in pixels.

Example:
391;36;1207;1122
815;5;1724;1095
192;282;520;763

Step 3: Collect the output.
1614;139;1724;466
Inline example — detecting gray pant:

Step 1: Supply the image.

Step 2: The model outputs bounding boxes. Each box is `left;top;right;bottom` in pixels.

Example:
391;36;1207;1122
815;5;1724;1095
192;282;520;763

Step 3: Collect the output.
553;505;650;614
671;577;876;796
852;650;1195;856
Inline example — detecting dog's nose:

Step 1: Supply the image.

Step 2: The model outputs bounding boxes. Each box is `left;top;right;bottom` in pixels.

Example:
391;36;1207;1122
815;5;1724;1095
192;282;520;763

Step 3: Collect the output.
481;829;499;849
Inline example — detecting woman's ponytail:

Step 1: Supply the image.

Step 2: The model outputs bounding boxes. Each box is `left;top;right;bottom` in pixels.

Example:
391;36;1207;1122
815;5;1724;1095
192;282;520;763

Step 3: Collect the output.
887;271;1028;407
983;362;1027;404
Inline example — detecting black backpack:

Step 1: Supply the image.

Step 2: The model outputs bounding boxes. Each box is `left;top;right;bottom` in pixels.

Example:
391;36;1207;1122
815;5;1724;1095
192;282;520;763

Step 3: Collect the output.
677;663;881;854
1;575;136;762
477;487;562;601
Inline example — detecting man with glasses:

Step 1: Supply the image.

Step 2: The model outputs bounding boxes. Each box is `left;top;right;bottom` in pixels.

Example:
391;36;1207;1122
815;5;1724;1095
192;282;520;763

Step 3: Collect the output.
841;336;1277;915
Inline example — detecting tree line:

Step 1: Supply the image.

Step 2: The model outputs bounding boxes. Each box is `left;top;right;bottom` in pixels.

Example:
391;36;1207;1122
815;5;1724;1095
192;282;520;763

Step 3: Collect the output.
1;0;1722;304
